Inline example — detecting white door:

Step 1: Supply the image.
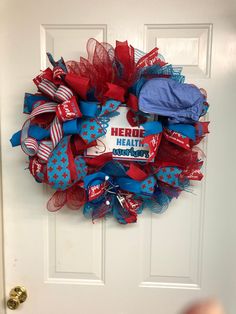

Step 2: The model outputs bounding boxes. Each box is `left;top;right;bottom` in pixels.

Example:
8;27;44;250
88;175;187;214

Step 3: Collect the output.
1;0;236;313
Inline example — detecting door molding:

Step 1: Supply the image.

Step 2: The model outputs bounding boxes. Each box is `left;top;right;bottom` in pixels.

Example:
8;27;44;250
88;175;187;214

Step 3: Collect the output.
0;152;5;313
0;2;6;310
0;88;6;313
0;188;5;313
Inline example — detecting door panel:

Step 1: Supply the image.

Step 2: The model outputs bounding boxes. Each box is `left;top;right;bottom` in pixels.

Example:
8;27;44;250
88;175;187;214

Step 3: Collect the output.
1;0;236;313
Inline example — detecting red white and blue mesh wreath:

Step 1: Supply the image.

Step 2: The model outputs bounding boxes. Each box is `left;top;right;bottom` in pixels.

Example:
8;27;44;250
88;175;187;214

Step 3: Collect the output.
10;38;209;224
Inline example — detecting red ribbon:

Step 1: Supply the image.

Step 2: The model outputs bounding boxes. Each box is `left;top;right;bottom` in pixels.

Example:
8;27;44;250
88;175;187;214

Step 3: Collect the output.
163;129;191;150
65;73;90;100
33;68;53;86
126;163;148;181
84;152;113;168
104;83;125;102
136;47;167;69
142;133;162;162
115;40;136;87
126;93;139;112
56;96;82;122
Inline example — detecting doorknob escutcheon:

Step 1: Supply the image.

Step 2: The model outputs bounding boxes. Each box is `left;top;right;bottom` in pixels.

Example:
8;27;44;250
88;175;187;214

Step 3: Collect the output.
7;286;27;310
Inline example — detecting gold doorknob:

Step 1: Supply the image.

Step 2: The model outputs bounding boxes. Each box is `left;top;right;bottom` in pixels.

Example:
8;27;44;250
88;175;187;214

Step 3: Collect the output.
7;286;27;310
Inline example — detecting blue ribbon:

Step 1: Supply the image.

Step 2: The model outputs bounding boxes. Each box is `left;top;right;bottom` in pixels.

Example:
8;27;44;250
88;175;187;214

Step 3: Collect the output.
167;123;196;140
84;172;107;189
46;52;67;73
101;161;127;177
116;176;155;195
79;101;99;117
63;119;81;135
141;121;163;136
24;93;50;114
10;125;50;147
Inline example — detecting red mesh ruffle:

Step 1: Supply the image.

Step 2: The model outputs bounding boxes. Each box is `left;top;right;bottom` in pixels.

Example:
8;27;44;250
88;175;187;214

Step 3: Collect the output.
66;38;137;101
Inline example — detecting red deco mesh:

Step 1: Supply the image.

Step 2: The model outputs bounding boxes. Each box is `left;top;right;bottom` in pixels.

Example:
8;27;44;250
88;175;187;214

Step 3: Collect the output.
66;38;137;101
47;185;87;211
156;137;199;169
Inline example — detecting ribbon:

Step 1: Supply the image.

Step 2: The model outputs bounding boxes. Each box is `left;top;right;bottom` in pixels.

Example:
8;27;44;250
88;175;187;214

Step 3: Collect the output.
126;109;147;127
163;128;191;150
79;118;106;144
84;153;113;168
103;83;125;102
46;52;67;73
141;121;163;136
29;157;47;183
37;79;74;101
56;96;82;122
136;47;167;69
195;121;210;138
126;163;148;181
84;172;144;224
24;93;50;114
21;102;57;156
167;123;196;140
37;140;53;162
79;101;99;117
127;93;139;112
156;166;182;188
64;73;90;100
99;99;121;116
181;165;203;181
10;125;50;147
47;136;87;190
116;176;156;195
115;40;136;87
142;133;162;162
33;68;53;87
22;69;81;161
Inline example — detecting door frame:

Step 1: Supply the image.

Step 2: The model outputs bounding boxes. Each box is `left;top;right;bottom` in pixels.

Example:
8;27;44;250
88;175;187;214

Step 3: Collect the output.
0;164;5;313
0;1;6;312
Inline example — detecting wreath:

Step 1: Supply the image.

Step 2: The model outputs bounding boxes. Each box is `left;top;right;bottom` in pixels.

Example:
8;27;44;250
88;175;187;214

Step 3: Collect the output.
10;38;209;224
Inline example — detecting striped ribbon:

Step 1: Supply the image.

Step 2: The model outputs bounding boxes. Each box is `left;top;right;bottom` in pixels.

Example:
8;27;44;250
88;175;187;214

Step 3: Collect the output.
50;116;63;148
21;102;63;159
54;85;73;102
21;78;74;160
38;79;57;99
37;140;53;162
38;79;73;102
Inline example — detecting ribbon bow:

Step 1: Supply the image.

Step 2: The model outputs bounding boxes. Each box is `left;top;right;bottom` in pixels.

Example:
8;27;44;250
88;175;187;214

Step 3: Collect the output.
83;172;144;224
82;160;157;224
